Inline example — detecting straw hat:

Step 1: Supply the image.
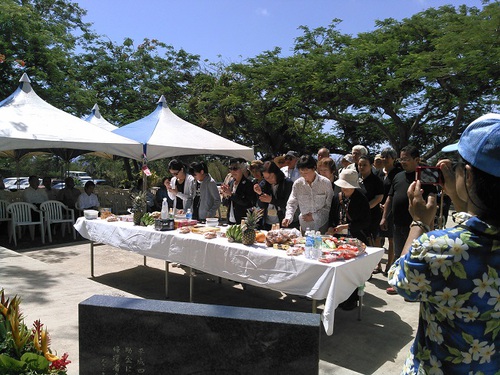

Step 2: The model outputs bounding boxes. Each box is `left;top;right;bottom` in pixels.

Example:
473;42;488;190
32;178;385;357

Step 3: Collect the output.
334;169;361;189
342;154;354;164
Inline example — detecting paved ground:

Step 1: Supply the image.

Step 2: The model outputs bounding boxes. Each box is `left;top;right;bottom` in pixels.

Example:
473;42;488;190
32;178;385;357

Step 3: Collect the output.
0;230;420;374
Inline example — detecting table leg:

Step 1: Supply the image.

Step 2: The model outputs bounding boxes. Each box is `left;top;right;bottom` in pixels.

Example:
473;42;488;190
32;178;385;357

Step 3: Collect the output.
312;299;317;314
144;256;147;266
90;241;95;278
165;261;169;299
357;283;366;321
189;267;194;302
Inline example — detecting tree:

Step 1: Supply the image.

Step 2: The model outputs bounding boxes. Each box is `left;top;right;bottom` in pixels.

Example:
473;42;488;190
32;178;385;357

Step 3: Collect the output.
292;3;500;158
0;0;94;107
73;38;201;122
187;50;336;157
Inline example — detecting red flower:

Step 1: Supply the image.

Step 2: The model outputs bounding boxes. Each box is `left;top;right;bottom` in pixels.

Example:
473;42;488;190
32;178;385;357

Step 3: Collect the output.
49;352;71;370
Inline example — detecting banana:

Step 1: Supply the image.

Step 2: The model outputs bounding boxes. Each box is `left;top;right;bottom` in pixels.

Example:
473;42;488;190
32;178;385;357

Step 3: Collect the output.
226;224;242;243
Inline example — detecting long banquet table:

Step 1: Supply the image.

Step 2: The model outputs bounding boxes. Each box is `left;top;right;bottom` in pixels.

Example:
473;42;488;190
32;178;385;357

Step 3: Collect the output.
74;217;383;335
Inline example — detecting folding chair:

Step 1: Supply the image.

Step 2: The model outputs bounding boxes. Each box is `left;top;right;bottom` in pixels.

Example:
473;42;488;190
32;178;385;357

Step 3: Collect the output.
40;200;76;242
7;202;45;246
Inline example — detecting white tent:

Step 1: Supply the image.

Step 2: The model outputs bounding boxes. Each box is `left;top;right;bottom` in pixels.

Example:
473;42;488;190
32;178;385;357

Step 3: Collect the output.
113;96;254;161
85;104;118;131
0;74;142;159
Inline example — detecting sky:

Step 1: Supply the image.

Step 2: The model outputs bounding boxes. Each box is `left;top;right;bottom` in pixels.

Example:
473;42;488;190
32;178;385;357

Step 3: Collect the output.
75;0;486;63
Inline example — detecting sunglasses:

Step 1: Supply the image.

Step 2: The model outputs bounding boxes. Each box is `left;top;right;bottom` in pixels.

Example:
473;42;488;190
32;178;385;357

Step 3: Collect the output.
229;166;239;171
170;171;180;176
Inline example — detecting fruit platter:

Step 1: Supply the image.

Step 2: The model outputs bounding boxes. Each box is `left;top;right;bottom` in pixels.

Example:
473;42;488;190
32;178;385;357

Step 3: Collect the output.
318;236;367;263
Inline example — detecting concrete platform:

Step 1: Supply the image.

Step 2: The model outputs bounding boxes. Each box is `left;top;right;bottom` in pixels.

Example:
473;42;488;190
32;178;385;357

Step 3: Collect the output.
0;237;419;374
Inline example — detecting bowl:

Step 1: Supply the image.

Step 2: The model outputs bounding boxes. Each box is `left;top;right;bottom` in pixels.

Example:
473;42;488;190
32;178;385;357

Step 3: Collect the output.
205;218;219;227
84;209;99;220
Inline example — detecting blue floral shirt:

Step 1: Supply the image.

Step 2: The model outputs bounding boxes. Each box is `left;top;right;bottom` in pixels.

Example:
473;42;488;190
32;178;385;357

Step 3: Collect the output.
389;213;500;375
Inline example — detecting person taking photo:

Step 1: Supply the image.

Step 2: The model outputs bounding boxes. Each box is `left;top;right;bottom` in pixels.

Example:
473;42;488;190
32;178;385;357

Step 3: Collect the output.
388;114;500;374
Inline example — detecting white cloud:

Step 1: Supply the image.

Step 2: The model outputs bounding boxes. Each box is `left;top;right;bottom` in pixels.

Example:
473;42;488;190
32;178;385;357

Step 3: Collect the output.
256;7;270;17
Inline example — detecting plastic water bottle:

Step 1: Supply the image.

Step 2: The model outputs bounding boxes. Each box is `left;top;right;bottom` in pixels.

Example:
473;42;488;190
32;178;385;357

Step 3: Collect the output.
304;228;313;259
186;208;192;220
161;198;168;220
313;231;322;260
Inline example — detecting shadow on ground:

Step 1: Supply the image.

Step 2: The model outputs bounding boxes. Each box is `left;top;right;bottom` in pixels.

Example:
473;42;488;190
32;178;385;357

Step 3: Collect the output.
87;263;414;374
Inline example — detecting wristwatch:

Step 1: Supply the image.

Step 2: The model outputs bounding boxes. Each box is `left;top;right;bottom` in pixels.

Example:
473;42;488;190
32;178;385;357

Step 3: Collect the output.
410;220;431;232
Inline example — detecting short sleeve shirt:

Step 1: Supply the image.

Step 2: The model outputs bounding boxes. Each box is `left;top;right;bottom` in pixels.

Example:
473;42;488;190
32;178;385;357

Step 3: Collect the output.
389;213;500;374
389;171;436;227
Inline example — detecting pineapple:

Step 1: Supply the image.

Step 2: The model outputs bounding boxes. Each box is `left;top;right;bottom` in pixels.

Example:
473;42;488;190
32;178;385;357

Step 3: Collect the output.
131;191;147;225
241;208;263;245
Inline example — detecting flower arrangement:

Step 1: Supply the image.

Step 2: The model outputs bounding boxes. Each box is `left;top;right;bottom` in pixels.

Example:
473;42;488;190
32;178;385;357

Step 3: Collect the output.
0;289;70;374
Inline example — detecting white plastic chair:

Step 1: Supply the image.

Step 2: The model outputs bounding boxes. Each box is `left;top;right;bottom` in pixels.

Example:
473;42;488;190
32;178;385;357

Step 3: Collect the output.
40;200;76;242
7;202;45;246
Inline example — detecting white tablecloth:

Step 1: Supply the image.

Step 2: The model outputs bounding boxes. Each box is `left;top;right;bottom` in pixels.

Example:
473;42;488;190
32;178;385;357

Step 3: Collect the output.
74;218;383;335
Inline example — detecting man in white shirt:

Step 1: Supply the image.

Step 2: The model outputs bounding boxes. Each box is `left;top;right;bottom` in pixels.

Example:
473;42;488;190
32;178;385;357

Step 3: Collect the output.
23;175;48;206
281;151;301;182
77;180;100;210
282;155;333;233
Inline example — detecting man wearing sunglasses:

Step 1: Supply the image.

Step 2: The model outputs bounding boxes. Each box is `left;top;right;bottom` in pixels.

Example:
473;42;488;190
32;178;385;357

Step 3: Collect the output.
281;150;301;182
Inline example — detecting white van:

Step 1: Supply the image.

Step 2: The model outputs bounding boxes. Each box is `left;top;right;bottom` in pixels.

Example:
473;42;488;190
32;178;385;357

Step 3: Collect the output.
68;171;92;180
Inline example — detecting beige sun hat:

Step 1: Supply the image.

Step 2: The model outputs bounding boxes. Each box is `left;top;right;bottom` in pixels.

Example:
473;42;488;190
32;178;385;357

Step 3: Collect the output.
342;154;354;164
334;169;361;189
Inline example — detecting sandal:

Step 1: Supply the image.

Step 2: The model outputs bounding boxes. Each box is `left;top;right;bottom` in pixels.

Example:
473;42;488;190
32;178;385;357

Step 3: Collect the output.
386;287;398;295
372;266;383;274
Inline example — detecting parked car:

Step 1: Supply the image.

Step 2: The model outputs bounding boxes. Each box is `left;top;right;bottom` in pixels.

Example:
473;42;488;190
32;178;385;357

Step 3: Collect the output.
93;179;111;186
68;171;92;180
52;182;66;190
4;177;29;190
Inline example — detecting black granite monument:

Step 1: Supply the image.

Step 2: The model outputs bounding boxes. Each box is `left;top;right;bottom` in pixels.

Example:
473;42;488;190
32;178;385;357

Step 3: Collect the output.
79;295;320;374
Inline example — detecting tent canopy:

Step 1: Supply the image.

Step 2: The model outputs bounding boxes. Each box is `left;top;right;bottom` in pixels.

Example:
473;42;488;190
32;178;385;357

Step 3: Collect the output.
0;74;142;160
85;104;118;131
113;96;254;162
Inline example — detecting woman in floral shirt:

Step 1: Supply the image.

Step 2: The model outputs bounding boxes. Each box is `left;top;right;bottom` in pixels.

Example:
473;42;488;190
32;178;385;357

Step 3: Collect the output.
389;114;500;374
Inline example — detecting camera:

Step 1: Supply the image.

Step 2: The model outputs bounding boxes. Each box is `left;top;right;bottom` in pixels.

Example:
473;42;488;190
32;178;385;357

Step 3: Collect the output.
416;166;443;185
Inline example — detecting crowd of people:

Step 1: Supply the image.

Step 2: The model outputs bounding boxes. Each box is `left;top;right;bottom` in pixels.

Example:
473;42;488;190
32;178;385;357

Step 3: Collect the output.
163;144;440;280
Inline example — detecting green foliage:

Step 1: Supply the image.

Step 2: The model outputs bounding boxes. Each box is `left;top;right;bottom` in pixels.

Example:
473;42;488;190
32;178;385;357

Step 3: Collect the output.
72;37;201;122
207;160;228;182
291;2;500;157
0;0;94;107
0;290;69;374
